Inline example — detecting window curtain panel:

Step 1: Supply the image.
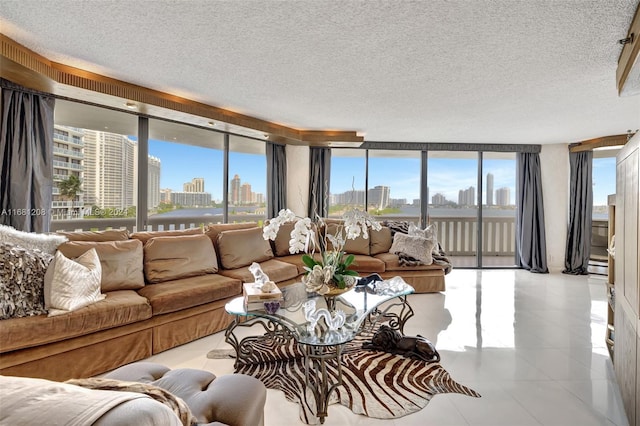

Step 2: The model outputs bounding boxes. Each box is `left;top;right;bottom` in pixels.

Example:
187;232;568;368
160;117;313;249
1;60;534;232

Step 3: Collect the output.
0;81;55;232
563;151;593;275
308;147;331;218
515;152;549;273
266;141;287;219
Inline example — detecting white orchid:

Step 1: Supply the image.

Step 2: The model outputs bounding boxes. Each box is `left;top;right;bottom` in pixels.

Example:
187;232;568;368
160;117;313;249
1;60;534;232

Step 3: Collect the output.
263;207;380;292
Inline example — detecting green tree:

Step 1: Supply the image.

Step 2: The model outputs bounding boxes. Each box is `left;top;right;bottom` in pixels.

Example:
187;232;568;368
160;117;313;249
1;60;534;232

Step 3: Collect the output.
58;175;82;219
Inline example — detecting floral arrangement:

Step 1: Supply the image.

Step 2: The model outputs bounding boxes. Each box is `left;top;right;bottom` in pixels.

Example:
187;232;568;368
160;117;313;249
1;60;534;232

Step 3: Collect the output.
263;208;381;295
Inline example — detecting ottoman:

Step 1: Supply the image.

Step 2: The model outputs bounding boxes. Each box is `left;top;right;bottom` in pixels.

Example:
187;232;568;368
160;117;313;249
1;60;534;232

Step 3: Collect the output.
102;362;266;426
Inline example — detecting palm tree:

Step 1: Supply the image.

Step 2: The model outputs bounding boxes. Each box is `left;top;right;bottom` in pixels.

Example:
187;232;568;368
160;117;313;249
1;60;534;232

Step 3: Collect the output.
58;175;82;219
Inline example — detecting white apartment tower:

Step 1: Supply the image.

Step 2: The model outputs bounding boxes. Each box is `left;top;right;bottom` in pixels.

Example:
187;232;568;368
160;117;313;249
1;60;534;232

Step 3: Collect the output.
486;173;494;206
52;125;84;219
148;156;161;209
83;130;136;209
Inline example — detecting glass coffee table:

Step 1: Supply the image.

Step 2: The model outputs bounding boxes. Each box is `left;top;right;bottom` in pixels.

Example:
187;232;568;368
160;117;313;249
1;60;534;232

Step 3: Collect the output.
224;276;414;423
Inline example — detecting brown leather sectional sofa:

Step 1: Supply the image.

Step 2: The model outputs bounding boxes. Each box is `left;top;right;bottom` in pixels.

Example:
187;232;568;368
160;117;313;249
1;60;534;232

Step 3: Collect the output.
0;222;448;381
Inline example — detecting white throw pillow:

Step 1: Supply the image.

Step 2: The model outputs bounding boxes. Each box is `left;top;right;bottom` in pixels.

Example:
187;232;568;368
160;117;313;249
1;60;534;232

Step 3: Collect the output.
408;223;439;255
0;224;67;254
45;248;104;317
389;233;434;265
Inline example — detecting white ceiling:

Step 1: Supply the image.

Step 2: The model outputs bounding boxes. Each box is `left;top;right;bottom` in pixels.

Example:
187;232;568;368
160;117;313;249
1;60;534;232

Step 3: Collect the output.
1;0;639;145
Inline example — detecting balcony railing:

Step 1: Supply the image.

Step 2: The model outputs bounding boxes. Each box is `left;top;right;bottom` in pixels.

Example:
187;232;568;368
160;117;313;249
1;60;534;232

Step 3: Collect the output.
50;213;516;257
53;160;82;171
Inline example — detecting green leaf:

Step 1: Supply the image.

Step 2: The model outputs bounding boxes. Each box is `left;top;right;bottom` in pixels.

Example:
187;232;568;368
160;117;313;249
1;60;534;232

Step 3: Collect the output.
301;254;318;268
343;254;355;267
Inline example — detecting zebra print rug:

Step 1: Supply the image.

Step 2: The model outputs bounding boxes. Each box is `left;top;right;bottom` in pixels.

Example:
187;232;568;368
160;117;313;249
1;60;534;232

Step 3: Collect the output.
208;326;480;424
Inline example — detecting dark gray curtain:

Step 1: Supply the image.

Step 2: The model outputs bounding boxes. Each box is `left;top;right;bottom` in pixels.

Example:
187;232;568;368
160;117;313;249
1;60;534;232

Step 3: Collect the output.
515;152;548;273
266;141;287;219
308;147;331;218
0;81;55;232
563;151;593;275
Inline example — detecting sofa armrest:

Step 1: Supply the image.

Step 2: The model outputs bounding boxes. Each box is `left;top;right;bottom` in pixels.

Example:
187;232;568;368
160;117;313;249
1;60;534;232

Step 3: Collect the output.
200;374;266;426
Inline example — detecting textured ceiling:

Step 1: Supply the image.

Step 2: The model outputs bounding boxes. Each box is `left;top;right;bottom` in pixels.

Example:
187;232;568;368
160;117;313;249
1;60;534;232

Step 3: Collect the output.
1;0;639;144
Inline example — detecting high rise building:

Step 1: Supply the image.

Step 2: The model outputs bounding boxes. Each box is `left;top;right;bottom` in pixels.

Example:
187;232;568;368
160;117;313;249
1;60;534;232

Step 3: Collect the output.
160;188;172;203
83;129;137;209
368;185;390;210
230;174;241;205
432;193;447;206
183;177;204;193
52;125;84;219
148;156;161;209
240;183;252;204
486;173;494;206
458;186;476;206
170;192;212;207
496;187;511;206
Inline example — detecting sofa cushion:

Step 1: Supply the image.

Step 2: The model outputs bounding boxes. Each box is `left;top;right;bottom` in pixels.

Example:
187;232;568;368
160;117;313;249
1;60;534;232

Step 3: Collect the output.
389;233;434;265
217;259;299;283
216;227;273;270
57;240;145;291
143;234;218;284
345;255;386;273
0;242;52;319
276;253;322;274
137;274;241;315
271;221;296;256
374;252;446;271
0;290;152;352
131;227;203;245
369;226;392;255
56;229;130;242
0;224;67;254
204;222;258;246
325;223;370;255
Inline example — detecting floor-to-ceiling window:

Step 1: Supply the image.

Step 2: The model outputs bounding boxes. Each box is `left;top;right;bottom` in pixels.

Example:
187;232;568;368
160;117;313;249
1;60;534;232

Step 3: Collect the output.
367;150;421;221
52;101;138;229
329;145;520;268
148;118;225;229
481;152;516;267
50;99;267;231
329;149;366;216
427;151;479;267
228;135;267;224
590;147;620;273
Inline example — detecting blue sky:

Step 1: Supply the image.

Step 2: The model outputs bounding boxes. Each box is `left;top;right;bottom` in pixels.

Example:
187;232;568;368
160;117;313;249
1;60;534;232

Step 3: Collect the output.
148;139;616;206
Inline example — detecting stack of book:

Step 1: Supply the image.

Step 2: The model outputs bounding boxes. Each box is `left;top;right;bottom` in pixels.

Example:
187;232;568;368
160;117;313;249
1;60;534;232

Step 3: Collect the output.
243;283;283;311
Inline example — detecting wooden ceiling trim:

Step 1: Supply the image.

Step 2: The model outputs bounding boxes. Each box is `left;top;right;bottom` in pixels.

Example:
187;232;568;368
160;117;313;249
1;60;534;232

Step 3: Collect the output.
1;34;361;144
569;134;629;152
617;2;640;96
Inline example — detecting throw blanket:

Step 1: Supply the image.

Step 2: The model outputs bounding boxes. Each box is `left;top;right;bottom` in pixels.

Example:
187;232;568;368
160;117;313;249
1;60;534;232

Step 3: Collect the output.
66;378;197;426
383;220;453;273
0;375;151;425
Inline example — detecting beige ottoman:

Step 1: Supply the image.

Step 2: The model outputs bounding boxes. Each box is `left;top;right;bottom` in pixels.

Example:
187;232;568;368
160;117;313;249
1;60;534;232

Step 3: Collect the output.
103;362;266;426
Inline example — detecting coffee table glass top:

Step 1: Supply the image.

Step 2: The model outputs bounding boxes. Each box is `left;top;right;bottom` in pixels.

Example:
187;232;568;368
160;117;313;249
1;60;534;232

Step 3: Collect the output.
225;276;414;346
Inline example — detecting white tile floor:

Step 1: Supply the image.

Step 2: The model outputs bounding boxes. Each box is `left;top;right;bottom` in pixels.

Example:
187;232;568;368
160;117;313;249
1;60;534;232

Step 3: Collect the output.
145;269;629;426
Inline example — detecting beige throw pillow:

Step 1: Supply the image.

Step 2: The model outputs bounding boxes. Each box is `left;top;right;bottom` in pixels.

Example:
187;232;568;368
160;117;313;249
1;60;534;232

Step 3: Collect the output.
216;227;274;269
389;233;434;265
143;234;218;283
57;240;145;291
45;248;104;317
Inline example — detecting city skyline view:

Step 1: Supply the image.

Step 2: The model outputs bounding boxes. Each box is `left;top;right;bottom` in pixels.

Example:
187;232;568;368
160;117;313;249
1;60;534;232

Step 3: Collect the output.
54;125;617;220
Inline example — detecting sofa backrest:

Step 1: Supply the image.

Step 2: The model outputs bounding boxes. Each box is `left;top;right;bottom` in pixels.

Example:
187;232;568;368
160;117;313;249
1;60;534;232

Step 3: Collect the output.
130;227;203;245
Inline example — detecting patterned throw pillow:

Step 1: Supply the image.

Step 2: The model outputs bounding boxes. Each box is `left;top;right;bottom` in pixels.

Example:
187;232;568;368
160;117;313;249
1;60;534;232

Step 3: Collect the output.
389;233;434;265
0;242;53;319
